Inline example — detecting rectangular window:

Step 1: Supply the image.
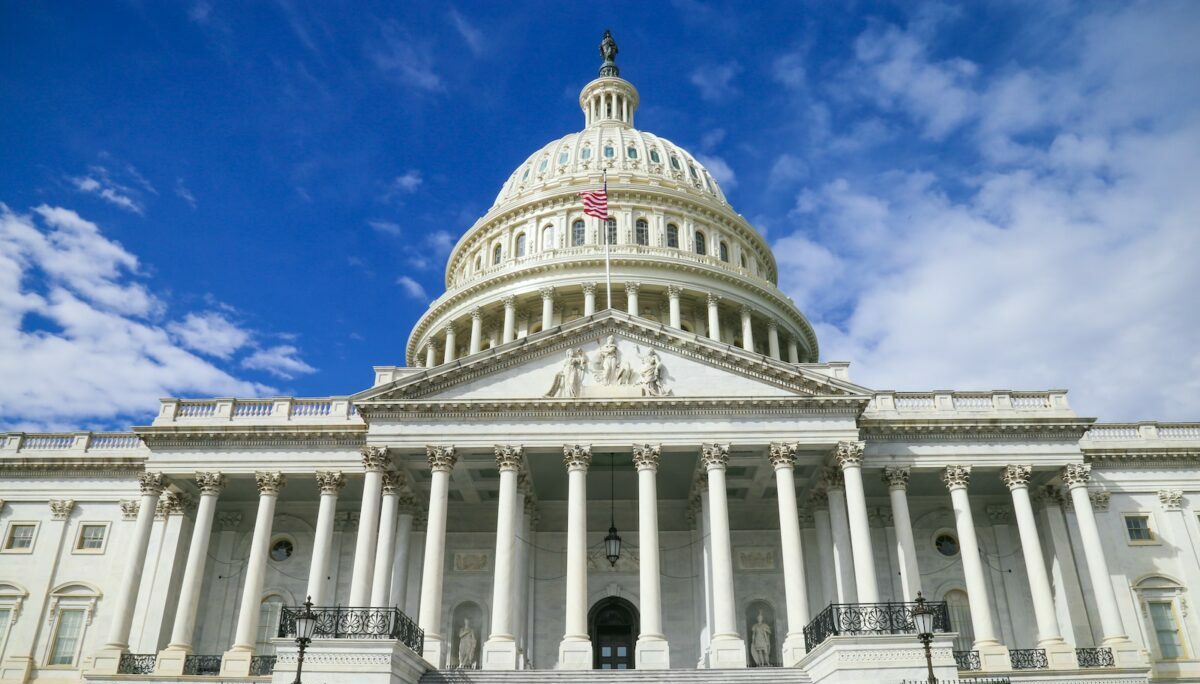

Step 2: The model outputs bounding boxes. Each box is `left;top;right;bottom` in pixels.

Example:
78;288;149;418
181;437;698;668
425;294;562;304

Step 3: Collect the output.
0;607;11;652
1125;515;1154;542
77;525;106;551
1149;601;1185;659
47;609;84;666
4;525;34;550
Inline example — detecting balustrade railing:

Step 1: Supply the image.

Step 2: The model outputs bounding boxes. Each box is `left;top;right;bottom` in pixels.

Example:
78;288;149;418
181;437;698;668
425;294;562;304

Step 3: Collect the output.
232;400;273;417
902;679;1010;684
183;654;222;675
1076;647;1115;668
802;601;950;651
22;435;74;449
116;653;157;674
278;606;423;655
249;655;276;676
1008;648;1048;669
953;649;981;670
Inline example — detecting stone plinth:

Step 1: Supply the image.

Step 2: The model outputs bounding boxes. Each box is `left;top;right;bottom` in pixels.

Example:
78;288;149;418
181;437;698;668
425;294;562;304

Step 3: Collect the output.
271;638;430;684
799;633;957;684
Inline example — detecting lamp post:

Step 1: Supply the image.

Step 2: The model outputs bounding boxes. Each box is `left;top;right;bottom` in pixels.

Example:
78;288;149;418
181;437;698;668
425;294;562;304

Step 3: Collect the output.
911;592;937;684
292;595;318;684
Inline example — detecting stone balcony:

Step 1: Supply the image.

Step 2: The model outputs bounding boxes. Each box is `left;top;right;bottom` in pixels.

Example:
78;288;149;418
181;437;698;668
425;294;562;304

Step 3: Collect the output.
151;396;364;427
1;431;145;454
866;390;1074;419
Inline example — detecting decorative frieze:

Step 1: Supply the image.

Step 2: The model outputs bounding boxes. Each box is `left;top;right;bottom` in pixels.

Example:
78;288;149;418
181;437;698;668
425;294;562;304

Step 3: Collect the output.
426;445;457;472
360;446;391;472
632;444;661;470
834;440;865;468
768;442;797;469
1061;463;1091;488
494;445;525;471
1001;464;1032;489
315;471;346;495
195;471;225;496
255;471;286;495
942;465;972;490
48;499;75;520
700;443;730;470
563;444;592;470
881;466;910;490
1159;489;1184;511
138;471;166;495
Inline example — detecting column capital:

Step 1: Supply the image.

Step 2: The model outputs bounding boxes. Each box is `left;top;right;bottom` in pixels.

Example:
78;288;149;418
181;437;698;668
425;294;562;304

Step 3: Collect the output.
767;319;778;331
440;323;454;337
49;499;76;520
470;307;483;321
822;466;846;490
315;470;346;494
563;444;592;470
797;507;815;527
195;471;226;495
1159;489;1183;511
495;445;525;471
768;442;797;469
666;284;683;298
810;489;829;508
382;471;407;495
700;442;730;470
1001;464;1033;489
1061;463;1091;488
1033;484;1067;508
426;445;458;472
523;497;540;522
942;465;971;490
120;499;140;520
632;443;661;470
138;471;166;495
581;282;597;295
156;492;189;518
502;294;518;309
882;466;910;490
397;492;421;515
255;471;286;495
740;304;754;317
706;292;722;306
834;440;865;468
539;286;555;300
624;281;640;295
361;446;392;472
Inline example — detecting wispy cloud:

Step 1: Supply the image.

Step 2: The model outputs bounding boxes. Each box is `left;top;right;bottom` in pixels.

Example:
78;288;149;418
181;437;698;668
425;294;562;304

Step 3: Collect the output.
174;178;197;208
449;8;484;56
188;1;212;24
367;219;402;236
168;311;251;359
241;345;316;379
690;61;741;102
695;154;737;190
396;275;428;300
371;21;444;92
69;166;149;214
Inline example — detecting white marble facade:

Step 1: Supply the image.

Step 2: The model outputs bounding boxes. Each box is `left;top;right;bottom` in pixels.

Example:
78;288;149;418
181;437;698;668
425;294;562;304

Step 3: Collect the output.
2;32;1199;684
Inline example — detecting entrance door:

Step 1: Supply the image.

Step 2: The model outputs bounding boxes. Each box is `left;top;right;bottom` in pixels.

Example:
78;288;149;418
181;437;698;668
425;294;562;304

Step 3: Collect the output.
588;597;638;670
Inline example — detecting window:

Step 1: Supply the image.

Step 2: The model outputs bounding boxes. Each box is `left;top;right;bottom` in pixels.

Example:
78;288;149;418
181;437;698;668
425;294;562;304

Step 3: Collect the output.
935;533;959;557
270;538;294;562
521;166;530;180
649;149;661;164
255;596;285;655
688;162;699;179
719;241;729;262
1149;602;1185;659
604;218;617;245
740;254;747;268
4;524;34;551
0;607;11;656
626;146;638;159
670;155;681;170
944;590;974;652
538;157;548;172
542;225;555;250
515;233;527;257
473;255;481;271
580;146;592;160
694;231;707;255
572;220;586;246
492;244;503;265
666;224;679;248
635;219;648;246
75;524;106;552
47;609;84;666
604;145;615;158
1125;514;1156;543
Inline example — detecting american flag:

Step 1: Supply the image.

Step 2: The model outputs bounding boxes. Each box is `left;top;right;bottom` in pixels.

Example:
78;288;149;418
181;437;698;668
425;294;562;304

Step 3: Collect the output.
579;184;608;219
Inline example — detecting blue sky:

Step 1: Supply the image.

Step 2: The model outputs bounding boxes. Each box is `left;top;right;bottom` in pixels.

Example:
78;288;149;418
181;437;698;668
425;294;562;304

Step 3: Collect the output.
2;1;1198;430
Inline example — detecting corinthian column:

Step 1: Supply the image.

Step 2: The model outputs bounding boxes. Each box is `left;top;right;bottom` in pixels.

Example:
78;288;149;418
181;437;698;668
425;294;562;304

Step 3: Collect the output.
558;445;593;669
308;471;345;606
442;325;456;363
835;441;878;603
702;443;747;668
767;321;781;360
418;446;457;667
469;308;483;354
883;467;921;601
666;285;682;328
101;472;165;653
349;447;391;606
633;444;669;668
740;306;754;351
221;472;285;676
706;294;722;342
370;472;404;607
769;443;810;666
157;472;224;674
625;282;640;317
483;445;524;669
582;283;597;317
823;468;857;603
502;295;517;343
942;466;1007;669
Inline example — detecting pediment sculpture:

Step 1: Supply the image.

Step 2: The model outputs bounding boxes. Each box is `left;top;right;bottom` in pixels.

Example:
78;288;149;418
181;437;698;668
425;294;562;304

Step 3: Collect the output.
544;335;672;398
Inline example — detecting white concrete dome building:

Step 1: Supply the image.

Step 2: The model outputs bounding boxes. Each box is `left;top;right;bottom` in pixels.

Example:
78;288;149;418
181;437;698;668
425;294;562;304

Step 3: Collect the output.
408;38;818;368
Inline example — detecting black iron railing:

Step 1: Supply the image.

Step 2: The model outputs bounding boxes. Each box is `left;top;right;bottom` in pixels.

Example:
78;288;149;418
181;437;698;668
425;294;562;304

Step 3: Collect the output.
182;654;222;675
1009;648;1048;669
250;655;276;676
1076;647;1116;668
803;601;951;651
278;606;424;655
116;653;156;674
953;649;981;670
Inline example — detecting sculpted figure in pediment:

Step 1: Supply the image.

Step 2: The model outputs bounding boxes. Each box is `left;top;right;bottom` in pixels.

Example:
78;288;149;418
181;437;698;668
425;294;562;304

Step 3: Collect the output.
638;348;672;397
591;335;635;385
544;348;588;398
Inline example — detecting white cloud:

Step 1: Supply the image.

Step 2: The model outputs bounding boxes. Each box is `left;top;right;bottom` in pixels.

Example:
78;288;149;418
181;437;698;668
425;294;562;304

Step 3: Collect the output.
772;52;807;90
425;230;455;253
0;204;274;428
396;275;428;300
372;21;444;92
695;154;737;190
188;1;212;23
168;312;251;359
449;8;484;55
391;170;422;193
368;219;402;236
241;345;316;379
70;166;146;214
174;178;197;208
690;61;741;102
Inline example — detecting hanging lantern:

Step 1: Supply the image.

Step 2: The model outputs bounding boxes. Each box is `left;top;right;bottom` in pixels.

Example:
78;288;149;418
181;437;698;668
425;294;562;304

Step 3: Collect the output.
604;525;622;566
604;453;621;566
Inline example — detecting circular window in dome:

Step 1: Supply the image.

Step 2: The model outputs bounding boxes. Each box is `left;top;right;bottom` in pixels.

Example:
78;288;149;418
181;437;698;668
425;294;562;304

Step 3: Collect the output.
270;537;294;562
627;146;638;159
580;146;592;160
604;145;615;158
934;533;959;557
650;149;661;164
670;155;681;170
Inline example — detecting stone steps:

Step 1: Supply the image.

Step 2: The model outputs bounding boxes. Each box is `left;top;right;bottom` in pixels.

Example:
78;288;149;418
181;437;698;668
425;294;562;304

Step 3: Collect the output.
420;668;812;684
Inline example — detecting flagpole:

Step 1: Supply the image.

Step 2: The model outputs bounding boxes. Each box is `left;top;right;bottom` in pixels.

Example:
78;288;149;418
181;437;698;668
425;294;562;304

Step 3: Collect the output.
603;170;612;310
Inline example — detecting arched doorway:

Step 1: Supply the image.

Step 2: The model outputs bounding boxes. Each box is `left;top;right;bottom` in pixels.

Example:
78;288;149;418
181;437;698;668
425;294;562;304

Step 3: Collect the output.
588;596;639;670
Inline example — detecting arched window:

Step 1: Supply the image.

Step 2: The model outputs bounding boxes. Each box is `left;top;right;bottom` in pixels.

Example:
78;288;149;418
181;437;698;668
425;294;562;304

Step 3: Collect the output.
944;590;974;652
1135;575;1190;661
473;255;481;272
626;146;638;159
635;219;648;246
256;594;287;655
44;582;100;667
542;225;555;250
666;224;679;248
650;149;661;164
580;146;592;160
515;233;527;257
694;231;707;256
740;254;747;268
558;150;570;165
670;155;681;170
492;244;503;265
719;241;729;262
604;145;615;159
604;218;617;245
572;220;586;246
538;157;548;172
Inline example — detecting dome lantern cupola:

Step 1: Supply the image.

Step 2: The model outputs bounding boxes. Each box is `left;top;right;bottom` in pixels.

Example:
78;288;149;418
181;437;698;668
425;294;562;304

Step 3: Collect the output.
580;30;638;129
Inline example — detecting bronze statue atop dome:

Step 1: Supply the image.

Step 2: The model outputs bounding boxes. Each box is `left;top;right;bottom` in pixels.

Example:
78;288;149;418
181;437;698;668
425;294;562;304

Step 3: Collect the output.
599;29;619;77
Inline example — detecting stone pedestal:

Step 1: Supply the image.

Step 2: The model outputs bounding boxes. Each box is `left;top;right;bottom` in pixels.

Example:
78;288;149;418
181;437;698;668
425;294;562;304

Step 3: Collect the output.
86;649;124;675
557;638;592;670
153;646;189;675
271;638;430;684
782;633;808;668
635;635;670;669
1107;638;1152;669
976;641;1011;671
422;636;446;670
481;638;519;670
1;655;33;683
219;647;255;676
1043;639;1079;670
709;633;748;668
800;633;957;684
